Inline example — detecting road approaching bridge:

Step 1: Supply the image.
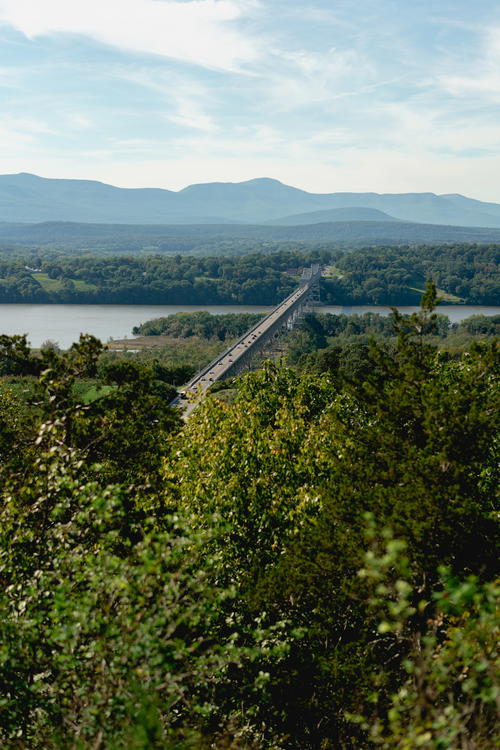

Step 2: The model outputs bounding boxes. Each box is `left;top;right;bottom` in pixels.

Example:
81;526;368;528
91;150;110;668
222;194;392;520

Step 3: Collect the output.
171;264;322;417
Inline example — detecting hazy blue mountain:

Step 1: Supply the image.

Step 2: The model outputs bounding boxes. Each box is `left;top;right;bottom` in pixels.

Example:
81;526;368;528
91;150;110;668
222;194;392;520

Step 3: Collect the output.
0;173;229;224
266;207;400;225
318;192;500;228
2;172;500;227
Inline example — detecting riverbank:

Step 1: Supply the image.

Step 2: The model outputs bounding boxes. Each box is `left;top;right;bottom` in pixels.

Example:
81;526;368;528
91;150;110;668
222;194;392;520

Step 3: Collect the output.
1;303;499;349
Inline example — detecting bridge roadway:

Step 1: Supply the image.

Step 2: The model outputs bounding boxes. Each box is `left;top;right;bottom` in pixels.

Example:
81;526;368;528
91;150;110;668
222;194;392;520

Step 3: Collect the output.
171;264;322;416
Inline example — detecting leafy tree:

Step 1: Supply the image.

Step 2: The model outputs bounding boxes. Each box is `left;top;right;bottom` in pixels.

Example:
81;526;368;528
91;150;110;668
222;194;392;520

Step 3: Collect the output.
0;335;182;487
0;334;40;376
355;526;499;749
0;441;290;748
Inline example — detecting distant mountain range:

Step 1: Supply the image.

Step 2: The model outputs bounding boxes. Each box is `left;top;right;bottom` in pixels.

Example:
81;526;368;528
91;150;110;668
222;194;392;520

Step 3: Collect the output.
3;172;500;229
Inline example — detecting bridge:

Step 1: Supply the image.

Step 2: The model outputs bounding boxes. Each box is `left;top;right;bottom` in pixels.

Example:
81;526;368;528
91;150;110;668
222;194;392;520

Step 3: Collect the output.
171;264;322;416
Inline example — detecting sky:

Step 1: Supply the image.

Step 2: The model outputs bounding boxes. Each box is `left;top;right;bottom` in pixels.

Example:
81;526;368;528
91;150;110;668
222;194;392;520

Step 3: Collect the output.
1;0;500;199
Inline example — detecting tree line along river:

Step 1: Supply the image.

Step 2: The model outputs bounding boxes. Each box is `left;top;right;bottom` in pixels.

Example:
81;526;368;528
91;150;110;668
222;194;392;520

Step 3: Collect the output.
1;303;499;349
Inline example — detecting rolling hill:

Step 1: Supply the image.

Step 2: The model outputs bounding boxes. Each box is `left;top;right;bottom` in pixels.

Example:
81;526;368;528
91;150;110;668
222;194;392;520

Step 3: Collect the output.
265;207;401;225
2;218;500;250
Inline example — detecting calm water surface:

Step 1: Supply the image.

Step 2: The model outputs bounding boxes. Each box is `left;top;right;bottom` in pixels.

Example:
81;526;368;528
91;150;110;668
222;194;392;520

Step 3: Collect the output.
1;303;499;348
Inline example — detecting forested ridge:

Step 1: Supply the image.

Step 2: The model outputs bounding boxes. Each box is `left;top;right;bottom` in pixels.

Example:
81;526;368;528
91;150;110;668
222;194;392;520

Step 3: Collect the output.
0;289;498;749
0;243;498;305
2;217;500;249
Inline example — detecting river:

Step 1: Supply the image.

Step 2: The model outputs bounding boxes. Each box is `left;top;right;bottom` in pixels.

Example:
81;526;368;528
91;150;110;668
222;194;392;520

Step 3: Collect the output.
0;303;499;349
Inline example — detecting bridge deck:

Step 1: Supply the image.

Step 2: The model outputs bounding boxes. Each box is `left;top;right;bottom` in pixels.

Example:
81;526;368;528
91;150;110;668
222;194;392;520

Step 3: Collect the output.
171;265;321;415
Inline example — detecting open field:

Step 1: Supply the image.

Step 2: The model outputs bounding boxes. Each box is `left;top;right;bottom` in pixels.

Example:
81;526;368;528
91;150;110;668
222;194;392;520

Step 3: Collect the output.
32;273;97;293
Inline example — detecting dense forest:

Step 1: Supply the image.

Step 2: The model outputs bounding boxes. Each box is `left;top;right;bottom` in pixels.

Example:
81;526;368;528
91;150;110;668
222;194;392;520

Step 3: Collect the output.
0;289;498;749
0;249;320;305
324;244;499;305
0;243;498;305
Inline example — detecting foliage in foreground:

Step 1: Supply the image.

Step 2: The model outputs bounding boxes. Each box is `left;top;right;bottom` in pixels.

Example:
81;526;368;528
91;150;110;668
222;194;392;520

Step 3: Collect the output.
0;294;498;748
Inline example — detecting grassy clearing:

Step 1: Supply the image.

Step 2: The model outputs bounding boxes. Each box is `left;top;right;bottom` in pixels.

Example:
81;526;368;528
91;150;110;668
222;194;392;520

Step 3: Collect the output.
32;273;97;292
32;273;62;291
407;286;463;303
323;265;344;279
72;380;115;403
73;279;97;292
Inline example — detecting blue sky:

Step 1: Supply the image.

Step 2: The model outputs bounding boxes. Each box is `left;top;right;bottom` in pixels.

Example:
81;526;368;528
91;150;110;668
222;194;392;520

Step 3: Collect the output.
1;0;500;199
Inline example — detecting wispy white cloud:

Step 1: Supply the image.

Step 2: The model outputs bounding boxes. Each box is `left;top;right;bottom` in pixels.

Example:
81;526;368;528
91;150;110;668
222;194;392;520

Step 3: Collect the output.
168;122;285;160
109;138;161;157
269;47;374;108
65;113;94;130
0;125;37;150
0;64;28;88
165;100;217;132
0;0;260;72
106;64;219;132
384;100;500;155
0;116;59;158
0;114;56;136
437;25;500;102
305;127;358;147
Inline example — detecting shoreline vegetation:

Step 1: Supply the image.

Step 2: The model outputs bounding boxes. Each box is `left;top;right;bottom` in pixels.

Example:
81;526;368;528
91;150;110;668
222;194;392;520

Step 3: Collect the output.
92;308;500;383
110;307;500;350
